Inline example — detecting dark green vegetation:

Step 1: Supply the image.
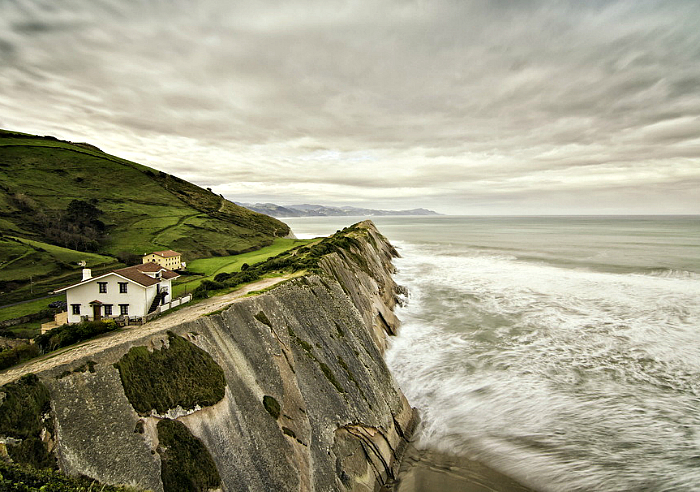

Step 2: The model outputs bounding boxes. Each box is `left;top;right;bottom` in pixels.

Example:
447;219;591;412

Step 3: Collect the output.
0;374;55;469
55;360;97;380
0;342;40;371
0;460;142;492
114;331;226;415
262;395;281;420
254;310;272;328
34;319;118;353
0;128;290;305
156;418;221;492
0;320;118;371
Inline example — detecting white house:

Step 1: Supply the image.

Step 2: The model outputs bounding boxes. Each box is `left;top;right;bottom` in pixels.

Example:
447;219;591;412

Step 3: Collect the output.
54;263;180;324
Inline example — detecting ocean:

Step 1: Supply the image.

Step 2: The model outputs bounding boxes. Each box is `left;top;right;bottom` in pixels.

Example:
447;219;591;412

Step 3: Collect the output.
283;215;700;491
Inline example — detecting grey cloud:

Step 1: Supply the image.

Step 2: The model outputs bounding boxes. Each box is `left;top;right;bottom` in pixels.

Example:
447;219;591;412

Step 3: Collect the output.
1;0;699;214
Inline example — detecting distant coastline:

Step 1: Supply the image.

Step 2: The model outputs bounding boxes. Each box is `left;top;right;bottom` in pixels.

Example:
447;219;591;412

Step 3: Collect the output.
238;202;441;218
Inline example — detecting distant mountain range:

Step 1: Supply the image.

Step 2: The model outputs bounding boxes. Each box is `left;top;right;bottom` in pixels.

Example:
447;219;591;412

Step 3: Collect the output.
239;203;441;218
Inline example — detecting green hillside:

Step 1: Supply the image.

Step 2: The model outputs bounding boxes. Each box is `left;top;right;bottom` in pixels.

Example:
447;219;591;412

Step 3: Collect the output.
0;129;290;304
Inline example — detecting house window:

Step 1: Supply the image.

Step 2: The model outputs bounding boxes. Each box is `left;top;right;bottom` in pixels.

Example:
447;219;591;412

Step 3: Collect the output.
119;304;129;316
104;304;113;316
71;304;80;315
98;282;107;293
119;282;128;293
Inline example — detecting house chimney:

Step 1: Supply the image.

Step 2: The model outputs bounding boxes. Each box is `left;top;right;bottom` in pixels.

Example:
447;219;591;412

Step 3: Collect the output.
82;268;92;281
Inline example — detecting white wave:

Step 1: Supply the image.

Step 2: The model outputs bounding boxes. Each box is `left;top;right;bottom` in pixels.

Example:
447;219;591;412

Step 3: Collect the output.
636;269;700;280
387;241;700;491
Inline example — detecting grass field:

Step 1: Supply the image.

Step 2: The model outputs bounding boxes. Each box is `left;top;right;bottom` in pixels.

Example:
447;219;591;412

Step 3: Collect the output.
0;129;292;304
0;296;61;323
0;137;289;259
173;238;312;296
0;294;63;338
0;235;120;306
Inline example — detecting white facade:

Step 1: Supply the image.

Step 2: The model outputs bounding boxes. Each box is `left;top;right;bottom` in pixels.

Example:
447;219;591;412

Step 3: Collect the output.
57;268;176;324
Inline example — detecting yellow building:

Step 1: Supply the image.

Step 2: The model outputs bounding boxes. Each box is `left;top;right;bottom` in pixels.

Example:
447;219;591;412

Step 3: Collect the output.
142;250;184;270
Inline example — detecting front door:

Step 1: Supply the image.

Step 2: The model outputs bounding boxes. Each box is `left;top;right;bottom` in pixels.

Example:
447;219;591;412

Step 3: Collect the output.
93;304;101;321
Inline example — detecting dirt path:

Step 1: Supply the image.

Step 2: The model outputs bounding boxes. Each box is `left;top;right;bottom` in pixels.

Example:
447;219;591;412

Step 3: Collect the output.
0;275;289;386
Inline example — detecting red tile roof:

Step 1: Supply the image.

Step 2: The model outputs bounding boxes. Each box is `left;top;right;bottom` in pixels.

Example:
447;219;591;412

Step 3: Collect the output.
54;263;180;292
114;264;179;286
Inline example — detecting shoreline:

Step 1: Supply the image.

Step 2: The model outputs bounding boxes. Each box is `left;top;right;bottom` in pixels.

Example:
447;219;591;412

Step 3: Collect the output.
389;444;536;492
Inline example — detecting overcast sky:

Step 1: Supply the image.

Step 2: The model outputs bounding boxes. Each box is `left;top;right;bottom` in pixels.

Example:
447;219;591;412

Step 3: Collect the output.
1;0;699;214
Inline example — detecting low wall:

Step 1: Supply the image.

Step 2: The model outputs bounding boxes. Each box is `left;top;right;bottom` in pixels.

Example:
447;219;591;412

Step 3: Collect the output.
143;294;193;322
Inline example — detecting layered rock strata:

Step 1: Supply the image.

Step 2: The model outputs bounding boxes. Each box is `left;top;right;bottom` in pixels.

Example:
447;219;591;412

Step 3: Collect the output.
0;221;416;492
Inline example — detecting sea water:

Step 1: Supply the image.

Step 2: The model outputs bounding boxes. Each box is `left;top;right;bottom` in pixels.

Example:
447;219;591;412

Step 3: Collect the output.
283;215;700;491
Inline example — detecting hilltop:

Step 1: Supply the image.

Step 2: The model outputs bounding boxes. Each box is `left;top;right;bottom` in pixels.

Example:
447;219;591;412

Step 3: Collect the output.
0;129;290;304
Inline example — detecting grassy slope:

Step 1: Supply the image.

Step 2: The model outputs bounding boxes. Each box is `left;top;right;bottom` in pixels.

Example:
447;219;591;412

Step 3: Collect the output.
172;238;311;296
0;129;291;305
0;134;289;257
0;236;117;283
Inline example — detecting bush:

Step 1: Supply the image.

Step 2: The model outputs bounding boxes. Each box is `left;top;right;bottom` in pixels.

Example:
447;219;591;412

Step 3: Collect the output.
0;374;55;469
34;319;118;353
262;395;280;420
0;460;141;491
0;343;40;371
157;419;221;492
113;331;226;415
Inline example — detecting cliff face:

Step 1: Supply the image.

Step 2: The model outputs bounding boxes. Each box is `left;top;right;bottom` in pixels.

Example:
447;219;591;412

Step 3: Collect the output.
1;221;416;491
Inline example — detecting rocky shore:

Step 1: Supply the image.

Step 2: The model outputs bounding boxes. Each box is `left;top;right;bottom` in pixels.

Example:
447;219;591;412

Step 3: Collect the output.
1;221;418;491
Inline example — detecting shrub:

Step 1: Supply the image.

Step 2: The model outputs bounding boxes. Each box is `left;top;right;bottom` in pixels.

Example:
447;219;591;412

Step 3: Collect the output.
0;374;55;469
34;319;118;353
114;332;226;415
157;419;221;492
262;395;281;420
254;311;272;328
0;460;141;491
0;343;40;371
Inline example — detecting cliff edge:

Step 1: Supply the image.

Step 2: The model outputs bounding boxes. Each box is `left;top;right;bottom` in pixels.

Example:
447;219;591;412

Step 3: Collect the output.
0;221;417;492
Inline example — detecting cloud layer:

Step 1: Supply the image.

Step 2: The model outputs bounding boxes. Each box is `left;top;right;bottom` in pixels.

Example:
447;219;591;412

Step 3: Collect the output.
1;0;699;214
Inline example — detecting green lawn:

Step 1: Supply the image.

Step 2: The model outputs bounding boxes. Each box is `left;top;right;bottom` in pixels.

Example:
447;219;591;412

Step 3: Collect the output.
173;238;312;296
0;295;62;322
10;236;116;267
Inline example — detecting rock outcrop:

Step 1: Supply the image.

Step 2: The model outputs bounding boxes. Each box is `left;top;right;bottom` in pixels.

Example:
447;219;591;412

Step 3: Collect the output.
0;221;416;491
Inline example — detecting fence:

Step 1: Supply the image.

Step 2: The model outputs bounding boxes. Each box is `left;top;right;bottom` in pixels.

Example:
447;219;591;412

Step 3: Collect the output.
141;294;193;323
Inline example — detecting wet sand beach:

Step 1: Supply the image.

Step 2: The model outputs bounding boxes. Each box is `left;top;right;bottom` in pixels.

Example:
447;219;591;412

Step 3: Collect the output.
390;445;536;492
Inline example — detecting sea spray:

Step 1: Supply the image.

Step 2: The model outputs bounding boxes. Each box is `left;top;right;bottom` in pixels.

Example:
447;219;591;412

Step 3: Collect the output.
283;215;700;491
387;237;700;491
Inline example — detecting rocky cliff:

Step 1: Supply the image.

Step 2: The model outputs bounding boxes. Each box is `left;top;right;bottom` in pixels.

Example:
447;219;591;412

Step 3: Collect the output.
0;221;417;492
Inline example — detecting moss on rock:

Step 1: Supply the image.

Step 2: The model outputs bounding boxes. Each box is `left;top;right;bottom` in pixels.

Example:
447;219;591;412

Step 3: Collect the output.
114;332;226;415
157;418;221;492
263;395;281;420
0;460;142;491
0;374;56;469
